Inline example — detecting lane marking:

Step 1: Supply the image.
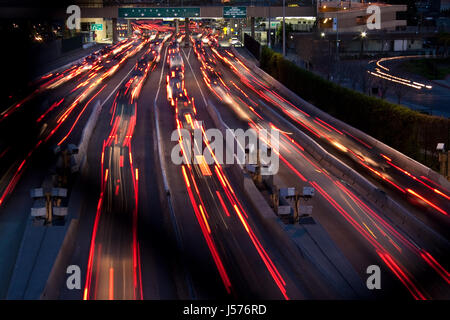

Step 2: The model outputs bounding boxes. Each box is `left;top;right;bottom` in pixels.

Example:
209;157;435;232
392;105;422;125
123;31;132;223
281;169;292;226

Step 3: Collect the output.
182;48;208;107
153;44;196;299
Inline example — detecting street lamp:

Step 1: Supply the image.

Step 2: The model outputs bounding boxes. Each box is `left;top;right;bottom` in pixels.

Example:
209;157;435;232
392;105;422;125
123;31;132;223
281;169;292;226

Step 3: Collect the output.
268;0;271;48
320;32;325;38
360;31;367;58
283;0;286;56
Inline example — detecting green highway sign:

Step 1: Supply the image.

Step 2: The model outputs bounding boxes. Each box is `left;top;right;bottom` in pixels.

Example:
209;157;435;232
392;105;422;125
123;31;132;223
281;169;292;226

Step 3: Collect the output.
270;21;279;27
223;6;247;19
91;23;103;31
118;7;200;18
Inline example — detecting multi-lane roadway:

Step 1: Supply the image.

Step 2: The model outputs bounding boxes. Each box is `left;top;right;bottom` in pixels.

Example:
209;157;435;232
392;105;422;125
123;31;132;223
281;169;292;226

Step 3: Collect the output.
0;26;448;300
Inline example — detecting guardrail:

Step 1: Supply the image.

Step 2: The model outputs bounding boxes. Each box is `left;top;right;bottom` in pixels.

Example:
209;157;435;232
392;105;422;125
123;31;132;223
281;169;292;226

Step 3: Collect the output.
232;47;450;189
231;46;450;254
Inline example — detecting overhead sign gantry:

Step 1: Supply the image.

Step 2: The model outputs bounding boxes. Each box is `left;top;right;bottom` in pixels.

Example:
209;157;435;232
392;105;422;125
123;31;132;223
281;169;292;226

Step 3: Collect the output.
118;7;200;18
223;6;247;19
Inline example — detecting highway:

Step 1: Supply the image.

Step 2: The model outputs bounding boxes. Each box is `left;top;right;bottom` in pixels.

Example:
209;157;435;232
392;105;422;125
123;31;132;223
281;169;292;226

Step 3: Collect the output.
0;34;162;297
0;37;147;209
0;23;448;301
62;32;180;300
183;32;450;299
224;49;450;231
367;56;450;117
149;35;337;299
58;31;337;300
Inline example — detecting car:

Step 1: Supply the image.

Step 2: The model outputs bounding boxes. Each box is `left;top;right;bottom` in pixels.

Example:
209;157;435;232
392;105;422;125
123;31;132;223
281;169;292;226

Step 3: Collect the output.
230;37;242;47
98;45;112;57
168;54;185;79
175;96;195;130
203;65;221;86
167;77;184;102
132;58;148;77
168;41;180;54
85;54;99;64
169;54;184;70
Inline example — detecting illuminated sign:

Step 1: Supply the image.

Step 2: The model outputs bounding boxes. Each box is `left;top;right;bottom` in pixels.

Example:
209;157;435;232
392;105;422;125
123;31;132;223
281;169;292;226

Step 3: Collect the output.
91;23;103;31
119;7;200;18
223;7;247;19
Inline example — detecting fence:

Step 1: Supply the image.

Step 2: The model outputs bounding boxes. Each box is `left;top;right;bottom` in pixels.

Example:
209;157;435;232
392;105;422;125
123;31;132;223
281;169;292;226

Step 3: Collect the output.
244;33;261;60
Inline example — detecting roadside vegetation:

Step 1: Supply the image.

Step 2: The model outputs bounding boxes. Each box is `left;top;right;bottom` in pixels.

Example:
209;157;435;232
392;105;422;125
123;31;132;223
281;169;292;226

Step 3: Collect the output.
259;46;450;170
400;57;450;80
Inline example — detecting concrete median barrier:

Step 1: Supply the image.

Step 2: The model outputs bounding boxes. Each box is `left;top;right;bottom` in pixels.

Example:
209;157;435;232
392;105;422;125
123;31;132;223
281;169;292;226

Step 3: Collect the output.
206;95;371;298
231;47;450;190
231;47;450;253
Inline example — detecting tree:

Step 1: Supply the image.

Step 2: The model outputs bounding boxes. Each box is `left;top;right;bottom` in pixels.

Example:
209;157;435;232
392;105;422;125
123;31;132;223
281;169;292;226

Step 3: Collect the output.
377;77;391;99
393;82;408;104
346;61;369;92
276;23;294;45
437;32;450;57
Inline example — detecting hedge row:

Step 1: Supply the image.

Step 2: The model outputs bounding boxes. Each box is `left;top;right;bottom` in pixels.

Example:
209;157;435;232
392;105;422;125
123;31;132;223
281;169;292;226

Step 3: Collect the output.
244;33;261;61
260;46;450;169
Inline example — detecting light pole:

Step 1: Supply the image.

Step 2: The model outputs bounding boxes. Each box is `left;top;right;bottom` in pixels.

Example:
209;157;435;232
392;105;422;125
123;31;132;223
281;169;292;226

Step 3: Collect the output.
268;2;271;48
283;0;286;56
335;15;339;62
360;31;367;58
321;32;330;73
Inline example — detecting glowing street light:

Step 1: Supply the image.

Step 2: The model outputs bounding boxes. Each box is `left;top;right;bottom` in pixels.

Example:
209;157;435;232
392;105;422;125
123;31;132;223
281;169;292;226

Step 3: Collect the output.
360;31;367;58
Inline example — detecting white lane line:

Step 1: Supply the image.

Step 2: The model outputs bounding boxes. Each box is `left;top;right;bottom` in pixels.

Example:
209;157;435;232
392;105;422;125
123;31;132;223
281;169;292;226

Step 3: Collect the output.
154;45;170;192
187;47;192;60
207;100;245;170
153;44;196;299
181;49;208;107
90;41;144;110
182;50;247;169
99;63;136;110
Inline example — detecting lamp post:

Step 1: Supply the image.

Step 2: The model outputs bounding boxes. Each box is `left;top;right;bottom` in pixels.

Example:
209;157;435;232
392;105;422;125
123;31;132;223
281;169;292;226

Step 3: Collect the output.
360;31;367;58
283;0;286;56
268;2;271;48
335;15;339;62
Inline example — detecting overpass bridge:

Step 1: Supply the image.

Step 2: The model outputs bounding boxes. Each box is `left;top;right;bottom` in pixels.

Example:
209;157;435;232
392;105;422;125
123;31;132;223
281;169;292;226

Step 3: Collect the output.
88;5;315;19
0;5;315;20
0;4;316;44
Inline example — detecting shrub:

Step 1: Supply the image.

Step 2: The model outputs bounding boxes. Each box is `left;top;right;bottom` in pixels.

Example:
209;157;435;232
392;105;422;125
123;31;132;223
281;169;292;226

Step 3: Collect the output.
260;46;450;170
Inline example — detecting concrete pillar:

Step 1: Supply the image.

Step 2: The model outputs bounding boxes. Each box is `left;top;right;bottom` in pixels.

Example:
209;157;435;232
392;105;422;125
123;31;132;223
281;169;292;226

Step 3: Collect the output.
268;7;271;48
251;16;255;39
185;17;190;47
127;19;132;37
175;19;179;34
439;151;449;179
112;18;118;44
448;151;450;180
